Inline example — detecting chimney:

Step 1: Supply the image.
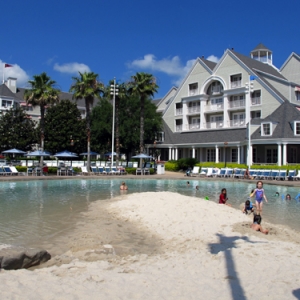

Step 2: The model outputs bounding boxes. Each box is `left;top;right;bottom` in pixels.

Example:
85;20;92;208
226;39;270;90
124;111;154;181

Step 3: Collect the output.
5;77;17;93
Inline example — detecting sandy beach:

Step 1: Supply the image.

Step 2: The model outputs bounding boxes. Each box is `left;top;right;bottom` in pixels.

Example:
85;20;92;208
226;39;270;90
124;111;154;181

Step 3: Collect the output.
1;191;300;300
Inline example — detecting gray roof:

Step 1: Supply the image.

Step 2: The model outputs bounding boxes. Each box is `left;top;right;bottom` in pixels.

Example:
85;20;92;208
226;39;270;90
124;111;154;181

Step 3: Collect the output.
162;121;247;145
251;43;272;53
252;101;300;139
0;84;22;100
199;57;217;71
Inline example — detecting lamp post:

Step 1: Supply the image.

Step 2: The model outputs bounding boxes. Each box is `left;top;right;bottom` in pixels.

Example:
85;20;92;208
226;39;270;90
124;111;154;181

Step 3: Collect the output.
245;76;254;169
110;78;118;170
224;142;228;168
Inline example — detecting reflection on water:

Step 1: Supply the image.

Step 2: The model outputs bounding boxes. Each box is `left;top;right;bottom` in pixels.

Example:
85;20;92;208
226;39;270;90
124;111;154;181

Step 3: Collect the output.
0;178;299;250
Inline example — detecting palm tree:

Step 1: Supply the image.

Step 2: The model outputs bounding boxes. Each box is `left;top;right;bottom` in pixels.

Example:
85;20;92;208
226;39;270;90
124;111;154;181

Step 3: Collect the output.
128;72;158;158
24;72;60;166
70;72;104;171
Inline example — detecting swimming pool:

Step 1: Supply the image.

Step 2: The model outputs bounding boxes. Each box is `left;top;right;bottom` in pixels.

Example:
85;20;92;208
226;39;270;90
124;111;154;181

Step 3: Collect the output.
0;178;299;251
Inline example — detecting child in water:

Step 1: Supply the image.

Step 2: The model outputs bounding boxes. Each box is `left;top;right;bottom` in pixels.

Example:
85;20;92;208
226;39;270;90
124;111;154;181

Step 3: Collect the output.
219;188;232;206
250;214;269;234
250;181;268;215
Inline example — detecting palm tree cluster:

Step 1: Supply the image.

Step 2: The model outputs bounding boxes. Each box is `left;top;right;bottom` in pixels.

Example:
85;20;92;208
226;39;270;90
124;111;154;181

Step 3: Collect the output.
22;71;159;171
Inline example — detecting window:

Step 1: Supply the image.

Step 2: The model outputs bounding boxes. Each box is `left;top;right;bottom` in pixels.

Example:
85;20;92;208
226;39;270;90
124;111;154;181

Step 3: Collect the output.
189;117;200;129
295;122;300;135
175;119;183;132
175;103;183;115
188;101;200;113
156;132;165;142
296;91;300;101
210;115;223;128
251;90;261;105
230;74;242;88
262;123;271;136
253;147;257;163
1;100;13;108
189;83;198;96
266;148;278;163
231;149;237;162
207;149;216;162
251;110;261;119
290;146;297;163
232;113;245;127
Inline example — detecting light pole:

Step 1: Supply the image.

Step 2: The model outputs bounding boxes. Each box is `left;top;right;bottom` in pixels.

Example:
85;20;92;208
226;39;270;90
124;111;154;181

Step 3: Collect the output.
224;142;228;168
245;76;254;169
110;78;118;170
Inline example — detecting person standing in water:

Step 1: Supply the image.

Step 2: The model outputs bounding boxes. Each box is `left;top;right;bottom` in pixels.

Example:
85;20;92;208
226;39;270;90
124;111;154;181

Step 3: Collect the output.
219;188;232;206
250;181;268;215
120;182;128;190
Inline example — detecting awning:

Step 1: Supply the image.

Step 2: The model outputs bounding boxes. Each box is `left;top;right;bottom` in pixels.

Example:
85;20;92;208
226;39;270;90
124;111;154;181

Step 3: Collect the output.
20;102;32;107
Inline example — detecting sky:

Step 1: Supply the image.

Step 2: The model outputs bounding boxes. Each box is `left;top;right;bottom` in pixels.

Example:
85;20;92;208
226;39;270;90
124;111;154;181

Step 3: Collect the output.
2;0;300;99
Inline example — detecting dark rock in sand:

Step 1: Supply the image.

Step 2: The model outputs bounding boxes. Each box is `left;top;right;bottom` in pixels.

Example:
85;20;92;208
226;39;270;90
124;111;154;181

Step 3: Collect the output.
0;247;51;270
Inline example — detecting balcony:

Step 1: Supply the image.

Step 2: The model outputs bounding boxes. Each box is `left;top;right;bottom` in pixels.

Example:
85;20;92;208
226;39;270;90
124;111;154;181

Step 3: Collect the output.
189;89;198;96
187;123;200;130
229;99;245;109
251;97;261;105
187;107;200;114
229;120;246;127
203;121;223;129
204;103;224;111
230;81;242;89
176;125;183;132
211;86;222;94
176;108;183;115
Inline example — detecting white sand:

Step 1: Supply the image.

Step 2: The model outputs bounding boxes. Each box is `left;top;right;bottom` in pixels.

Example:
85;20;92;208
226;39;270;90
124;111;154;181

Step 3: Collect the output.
1;192;300;300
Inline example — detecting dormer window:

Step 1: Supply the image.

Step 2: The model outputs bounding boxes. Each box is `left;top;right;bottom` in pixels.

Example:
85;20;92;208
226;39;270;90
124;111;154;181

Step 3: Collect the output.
189;83;198;96
294;121;300;135
261;122;271;136
296;91;300;101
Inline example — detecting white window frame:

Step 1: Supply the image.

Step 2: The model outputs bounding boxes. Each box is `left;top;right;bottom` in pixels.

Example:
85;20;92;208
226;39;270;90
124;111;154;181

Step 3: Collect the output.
189;83;198;96
251;110;261;119
206;148;216;162
261;122;272;136
232;113;245;126
294;121;300;136
230;74;242;88
296;91;300;101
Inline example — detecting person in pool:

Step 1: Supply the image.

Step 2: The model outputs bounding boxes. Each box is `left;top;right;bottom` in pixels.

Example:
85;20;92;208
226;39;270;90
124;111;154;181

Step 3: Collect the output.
219;188;232;206
286;194;291;200
120;182;128;190
250;181;268;215
250;214;269;234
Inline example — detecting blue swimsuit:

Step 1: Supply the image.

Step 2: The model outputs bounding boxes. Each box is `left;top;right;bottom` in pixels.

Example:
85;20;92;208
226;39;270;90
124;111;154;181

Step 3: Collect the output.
255;188;264;203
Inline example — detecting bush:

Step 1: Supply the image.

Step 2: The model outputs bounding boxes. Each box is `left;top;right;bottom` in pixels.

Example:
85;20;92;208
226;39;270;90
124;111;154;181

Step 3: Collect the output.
177;158;198;170
16;166;27;173
125;167;155;175
165;161;178;171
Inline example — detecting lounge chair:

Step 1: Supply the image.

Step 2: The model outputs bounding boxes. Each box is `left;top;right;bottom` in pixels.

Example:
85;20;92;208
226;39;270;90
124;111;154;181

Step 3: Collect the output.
276;170;287;180
199;168;208;176
286;170;296;180
206;168;214;177
136;168;142;175
3;166;12;176
80;166;89;175
190;166;200;177
90;166;99;175
260;170;271;180
98;167;105;175
267;170;279;180
212;168;220;177
10;166;20;176
293;170;300;181
217;168;226;177
143;168;150;175
233;169;242;178
225;169;233;178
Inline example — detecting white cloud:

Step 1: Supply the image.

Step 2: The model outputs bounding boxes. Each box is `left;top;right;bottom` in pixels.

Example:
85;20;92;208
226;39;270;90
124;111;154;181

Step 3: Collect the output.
129;54;196;76
54;62;91;75
206;55;220;63
0;60;30;87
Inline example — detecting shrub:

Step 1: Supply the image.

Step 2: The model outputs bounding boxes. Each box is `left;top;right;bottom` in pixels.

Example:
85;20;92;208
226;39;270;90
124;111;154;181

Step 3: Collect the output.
177;158;198;170
165;161;178;171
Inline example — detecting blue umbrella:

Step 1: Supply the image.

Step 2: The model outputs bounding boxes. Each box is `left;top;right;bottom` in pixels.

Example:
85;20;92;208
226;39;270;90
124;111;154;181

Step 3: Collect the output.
132;153;154;159
2;148;26;154
80;151;99;156
25;150;52;157
54;150;78;158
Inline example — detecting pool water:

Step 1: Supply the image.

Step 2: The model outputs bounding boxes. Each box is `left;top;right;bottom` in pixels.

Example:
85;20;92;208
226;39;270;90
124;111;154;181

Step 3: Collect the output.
0;178;299;250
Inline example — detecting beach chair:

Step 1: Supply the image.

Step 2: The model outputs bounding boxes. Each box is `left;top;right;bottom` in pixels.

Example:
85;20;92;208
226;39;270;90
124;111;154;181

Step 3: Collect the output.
217;168;226;177
206;168;214;177
286;170;296;180
103;167;111;175
3;166;12;176
143;168;150;175
233;169;241;178
199;168;208;176
276;170;287;180
109;167;121;175
260;170;271;180
249;170;257;179
90;166;99;175
190;166;200;177
212;168;220;177
225;168;233;178
293;170;300;181
255;170;263;179
67;167;76;176
10;166;20;176
98;167;105;175
57;167;67;176
136;168;142;175
267;170;278;180
238;169;246;179
80;166;89;175
117;166;127;175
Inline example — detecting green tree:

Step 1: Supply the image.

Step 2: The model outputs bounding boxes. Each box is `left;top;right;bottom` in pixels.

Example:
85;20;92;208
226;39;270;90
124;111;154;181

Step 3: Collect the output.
43;100;86;154
128;72;158;155
24;72;60;164
0;107;38;153
70;72;104;170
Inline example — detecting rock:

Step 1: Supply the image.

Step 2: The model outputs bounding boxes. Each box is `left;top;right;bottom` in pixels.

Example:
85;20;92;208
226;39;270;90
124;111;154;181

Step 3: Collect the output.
0;248;51;270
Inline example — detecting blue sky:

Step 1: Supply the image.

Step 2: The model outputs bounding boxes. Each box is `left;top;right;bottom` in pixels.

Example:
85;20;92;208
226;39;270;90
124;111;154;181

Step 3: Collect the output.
2;0;300;99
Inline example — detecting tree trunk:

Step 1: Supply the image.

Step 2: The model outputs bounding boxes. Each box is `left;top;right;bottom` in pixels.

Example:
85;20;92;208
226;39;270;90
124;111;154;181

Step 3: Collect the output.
140;95;145;168
86;99;91;172
40;104;45;168
115;97;120;167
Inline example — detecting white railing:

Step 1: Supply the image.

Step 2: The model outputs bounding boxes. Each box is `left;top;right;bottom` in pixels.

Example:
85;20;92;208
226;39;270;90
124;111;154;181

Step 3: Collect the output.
230;81;242;89
176;108;183;115
251;97;261;105
229;120;246;127
204;121;223;129
229;99;245;108
176;125;183;132
189;89;198;96
205;103;224;111
187;107;200;114
187;123;200;130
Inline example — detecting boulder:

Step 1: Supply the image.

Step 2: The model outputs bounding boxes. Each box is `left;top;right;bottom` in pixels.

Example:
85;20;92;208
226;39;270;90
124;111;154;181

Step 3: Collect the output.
0;247;51;270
